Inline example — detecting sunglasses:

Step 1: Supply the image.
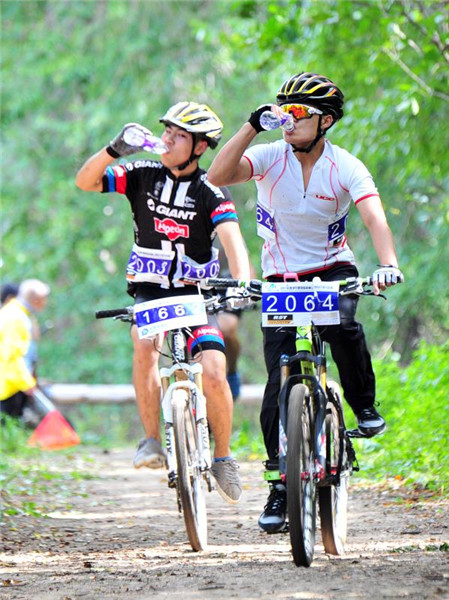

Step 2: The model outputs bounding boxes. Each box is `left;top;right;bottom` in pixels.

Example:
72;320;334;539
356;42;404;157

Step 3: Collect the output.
281;104;323;119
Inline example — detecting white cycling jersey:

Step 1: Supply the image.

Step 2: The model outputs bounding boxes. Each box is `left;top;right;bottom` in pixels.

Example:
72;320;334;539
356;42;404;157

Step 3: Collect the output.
243;138;380;278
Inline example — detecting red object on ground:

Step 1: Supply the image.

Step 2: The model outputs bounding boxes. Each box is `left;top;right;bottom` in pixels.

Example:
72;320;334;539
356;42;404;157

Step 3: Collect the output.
28;410;81;450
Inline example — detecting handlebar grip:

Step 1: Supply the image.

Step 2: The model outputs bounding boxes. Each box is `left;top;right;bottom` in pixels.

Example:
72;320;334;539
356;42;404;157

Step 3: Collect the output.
205;277;242;289
95;308;130;319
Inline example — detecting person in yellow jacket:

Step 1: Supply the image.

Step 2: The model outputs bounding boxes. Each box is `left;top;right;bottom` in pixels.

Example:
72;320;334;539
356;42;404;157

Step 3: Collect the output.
0;279;50;418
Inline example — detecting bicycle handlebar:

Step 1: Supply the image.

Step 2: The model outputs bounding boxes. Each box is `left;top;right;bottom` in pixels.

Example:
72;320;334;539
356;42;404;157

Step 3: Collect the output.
94;277;378;323
95;307;132;319
94;294;232;323
201;276;374;297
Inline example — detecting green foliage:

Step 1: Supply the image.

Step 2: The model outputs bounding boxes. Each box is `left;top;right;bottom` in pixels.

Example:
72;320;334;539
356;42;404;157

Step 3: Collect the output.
198;0;449;361
232;401;266;459
0;415;33;455
0;416;92;520
236;341;449;494
1;0;448;387
349;341;449;493
64;403;143;447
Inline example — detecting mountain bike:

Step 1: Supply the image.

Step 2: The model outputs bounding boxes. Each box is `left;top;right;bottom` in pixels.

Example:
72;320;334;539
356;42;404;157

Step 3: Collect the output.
96;291;226;552
201;275;378;566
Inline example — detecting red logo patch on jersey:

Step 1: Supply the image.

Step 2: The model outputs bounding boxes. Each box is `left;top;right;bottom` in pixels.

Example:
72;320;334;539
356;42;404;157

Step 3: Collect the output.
214;201;236;213
193;326;223;340
315;194;335;202
154;218;189;241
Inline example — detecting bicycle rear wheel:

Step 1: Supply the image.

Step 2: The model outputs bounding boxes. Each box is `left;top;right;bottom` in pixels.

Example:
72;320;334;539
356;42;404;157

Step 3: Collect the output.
286;383;317;567
172;389;207;551
318;381;349;555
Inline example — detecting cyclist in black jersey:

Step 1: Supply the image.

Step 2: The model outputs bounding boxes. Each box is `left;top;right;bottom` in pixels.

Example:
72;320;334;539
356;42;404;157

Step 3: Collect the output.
76;102;250;504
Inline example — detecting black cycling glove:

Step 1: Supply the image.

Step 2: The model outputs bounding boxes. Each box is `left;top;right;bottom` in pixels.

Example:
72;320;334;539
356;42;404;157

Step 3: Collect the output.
248;104;272;133
106;122;151;158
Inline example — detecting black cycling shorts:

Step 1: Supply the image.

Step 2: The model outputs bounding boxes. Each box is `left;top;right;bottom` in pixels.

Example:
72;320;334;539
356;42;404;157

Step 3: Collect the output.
134;283;225;357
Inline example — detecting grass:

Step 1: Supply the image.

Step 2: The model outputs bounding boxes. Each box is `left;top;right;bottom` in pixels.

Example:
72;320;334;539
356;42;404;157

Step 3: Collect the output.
0;416;95;521
348;341;449;494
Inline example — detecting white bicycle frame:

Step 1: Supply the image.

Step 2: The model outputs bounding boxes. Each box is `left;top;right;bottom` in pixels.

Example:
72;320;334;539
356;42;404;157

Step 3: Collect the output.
160;359;212;485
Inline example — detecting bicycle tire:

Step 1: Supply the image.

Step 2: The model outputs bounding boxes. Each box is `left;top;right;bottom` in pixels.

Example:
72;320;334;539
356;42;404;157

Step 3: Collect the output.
318;381;349;556
172;389;208;551
286;383;317;567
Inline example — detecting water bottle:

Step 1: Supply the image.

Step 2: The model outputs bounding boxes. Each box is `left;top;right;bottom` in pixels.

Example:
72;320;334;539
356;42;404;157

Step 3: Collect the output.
123;126;168;154
259;111;294;133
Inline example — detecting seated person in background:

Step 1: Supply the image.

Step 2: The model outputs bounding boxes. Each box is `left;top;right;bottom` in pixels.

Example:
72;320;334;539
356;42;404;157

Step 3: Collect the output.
0;279;50;419
1;282;19;306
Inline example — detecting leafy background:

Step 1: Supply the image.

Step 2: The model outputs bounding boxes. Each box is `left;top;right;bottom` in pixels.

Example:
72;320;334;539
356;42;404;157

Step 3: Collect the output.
1;0;448;496
2;0;448;385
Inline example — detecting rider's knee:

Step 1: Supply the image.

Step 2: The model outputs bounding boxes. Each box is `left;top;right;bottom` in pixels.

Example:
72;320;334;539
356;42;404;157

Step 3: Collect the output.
201;351;227;387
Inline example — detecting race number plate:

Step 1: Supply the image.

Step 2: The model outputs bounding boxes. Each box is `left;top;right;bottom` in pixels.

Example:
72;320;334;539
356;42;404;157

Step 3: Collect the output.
256;202;276;240
134;295;208;339
126;244;174;286
261;281;340;327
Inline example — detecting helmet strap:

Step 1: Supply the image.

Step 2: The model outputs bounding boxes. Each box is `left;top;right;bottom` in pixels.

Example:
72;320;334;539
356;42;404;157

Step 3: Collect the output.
173;133;202;172
291;115;325;154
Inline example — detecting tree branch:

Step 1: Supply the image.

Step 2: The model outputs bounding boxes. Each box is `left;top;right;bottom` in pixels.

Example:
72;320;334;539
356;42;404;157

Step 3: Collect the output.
397;0;449;65
383;47;449;102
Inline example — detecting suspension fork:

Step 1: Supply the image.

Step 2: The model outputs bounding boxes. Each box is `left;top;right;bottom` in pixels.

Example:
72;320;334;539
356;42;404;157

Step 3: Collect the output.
278;325;315;480
279;325;329;483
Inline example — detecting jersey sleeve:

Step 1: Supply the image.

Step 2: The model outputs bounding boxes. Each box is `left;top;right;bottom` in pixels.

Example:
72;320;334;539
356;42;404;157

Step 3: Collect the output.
102;164;129;194
203;176;239;226
101;160;147;199
345;154;380;205
243;143;275;181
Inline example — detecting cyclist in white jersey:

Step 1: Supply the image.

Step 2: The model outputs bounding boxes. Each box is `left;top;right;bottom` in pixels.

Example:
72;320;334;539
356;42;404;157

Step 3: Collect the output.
208;72;404;532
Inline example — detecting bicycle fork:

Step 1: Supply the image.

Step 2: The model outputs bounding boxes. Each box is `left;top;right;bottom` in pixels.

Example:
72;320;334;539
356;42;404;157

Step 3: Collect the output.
160;364;212;491
278;341;328;486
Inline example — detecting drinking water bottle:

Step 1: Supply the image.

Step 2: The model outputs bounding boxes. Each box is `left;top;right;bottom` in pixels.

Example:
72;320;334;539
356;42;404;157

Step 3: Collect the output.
259;111;294;133
123;126;168;154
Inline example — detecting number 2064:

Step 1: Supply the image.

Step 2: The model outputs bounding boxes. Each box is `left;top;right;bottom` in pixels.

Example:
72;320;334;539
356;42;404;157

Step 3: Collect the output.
263;293;336;313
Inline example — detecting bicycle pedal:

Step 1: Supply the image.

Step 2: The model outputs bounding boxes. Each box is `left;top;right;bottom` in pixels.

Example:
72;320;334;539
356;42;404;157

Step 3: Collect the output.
347;428;369;439
279;522;289;534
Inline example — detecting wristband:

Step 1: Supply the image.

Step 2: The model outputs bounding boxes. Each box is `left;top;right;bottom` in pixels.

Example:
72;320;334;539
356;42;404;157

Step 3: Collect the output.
106;145;121;159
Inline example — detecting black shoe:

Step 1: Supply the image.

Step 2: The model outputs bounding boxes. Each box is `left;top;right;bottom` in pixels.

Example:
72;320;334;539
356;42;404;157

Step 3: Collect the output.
258;483;287;533
356;406;386;437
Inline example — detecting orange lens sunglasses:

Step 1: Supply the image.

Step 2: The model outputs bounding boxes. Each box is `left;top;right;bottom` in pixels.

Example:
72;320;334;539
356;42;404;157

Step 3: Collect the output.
281;104;323;119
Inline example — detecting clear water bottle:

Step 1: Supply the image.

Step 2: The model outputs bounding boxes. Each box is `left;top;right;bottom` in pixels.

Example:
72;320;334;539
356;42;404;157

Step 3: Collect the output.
259;111;294;133
123;126;168;154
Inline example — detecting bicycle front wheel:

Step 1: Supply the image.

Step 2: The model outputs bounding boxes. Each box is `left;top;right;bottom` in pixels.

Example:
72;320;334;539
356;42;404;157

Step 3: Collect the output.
318;381;349;556
172;389;207;551
286;383;317;567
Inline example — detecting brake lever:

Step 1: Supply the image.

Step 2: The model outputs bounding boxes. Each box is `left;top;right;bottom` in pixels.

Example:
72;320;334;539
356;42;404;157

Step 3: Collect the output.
247;279;262;298
340;281;386;300
340;282;365;296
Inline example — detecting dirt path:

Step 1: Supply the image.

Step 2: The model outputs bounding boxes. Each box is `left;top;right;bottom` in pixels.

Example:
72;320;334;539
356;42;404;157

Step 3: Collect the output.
1;449;448;600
